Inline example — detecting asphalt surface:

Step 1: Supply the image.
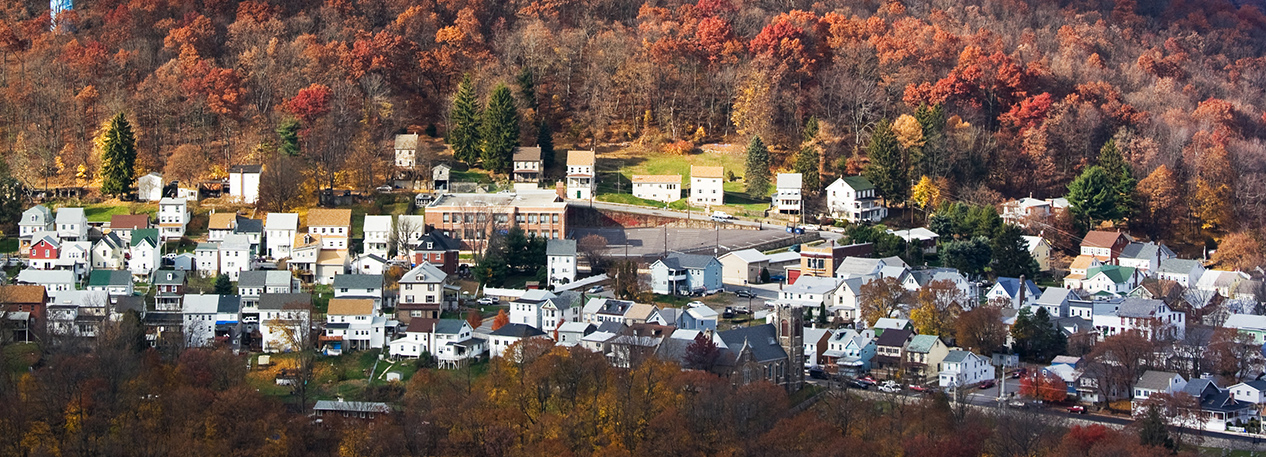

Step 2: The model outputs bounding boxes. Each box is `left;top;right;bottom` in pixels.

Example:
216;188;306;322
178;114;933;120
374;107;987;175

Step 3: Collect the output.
573;227;808;259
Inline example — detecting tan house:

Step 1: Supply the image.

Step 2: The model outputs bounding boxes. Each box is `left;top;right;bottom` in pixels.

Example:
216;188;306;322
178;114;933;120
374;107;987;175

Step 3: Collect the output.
631;175;682;203
566;150;596;200
1024;235;1053;272
904;334;950;383
689;165;724;206
307;208;352;250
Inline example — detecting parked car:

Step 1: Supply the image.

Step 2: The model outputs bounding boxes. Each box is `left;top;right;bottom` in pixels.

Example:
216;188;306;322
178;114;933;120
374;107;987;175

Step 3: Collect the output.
734;289;756;298
978;379;996;389
1068;405;1087;414
477;297;498;305
847;379;871;390
908;384;928;392
879;381;901;393
711;211;733;219
734;304;751;314
722;307;735;319
1008;400;1029;409
1011;368;1028;379
769;274;786;282
588;285;604;293
859;375;877;384
375;185;393;192
687;301;706;308
808;367;828;380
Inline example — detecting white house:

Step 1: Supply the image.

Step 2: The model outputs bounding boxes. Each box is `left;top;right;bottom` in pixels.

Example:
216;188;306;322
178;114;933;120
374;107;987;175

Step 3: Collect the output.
92;232;127;270
55;207;87;241
158;197;189;240
394;133;418;168
19;204;54;254
887;227;940;255
830;277;864;323
649;253;723;295
826;176;887;223
333;274;385;311
688;165;724;206
323;298;386;355
16;269;76;294
772;173;802;214
508;290;581;331
546;239;578;286
264;213;299;259
228;164;261;204
1196;270;1249;298
1156;258;1206;288
488;323;549;358
56;240;92;281
1133;370;1187;406
307;208;352;250
1077;265;1143;296
137;172;163;201
86;270;133;296
1092;297;1185;341
362;215;392;257
194;242;219;276
395;215;427;252
1118;242;1176;275
778;275;841;308
939;350;994;388
1228;380;1266;406
314;250;349;285
352;254;387;275
565;150;596;200
1033;287;1075;319
128;229;161;276
398;262;451;321
207;213;236;242
239;270;300;309
389;319;483;367
631;175;682;203
258;292;311;353
182;294;229;348
985;277;1041;308
218;234;253;281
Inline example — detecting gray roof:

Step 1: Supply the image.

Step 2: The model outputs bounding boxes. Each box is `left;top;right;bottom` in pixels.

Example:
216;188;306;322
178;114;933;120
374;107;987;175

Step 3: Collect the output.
313;400;390;414
783;276;840;295
1117;297;1165;318
400;263;446;284
96;231;125;250
776;173;802;189
239;270;294;288
1158;258;1204;274
875;328;913;348
906;334;941;353
835;257;884;277
154;270;186;285
229;164;262;173
943;350;976;363
658;252;718;270
55;207;85;224
1120;242;1173;260
490;323;547;338
394;133;419;150
333;274;384;290
1184;378;1220;397
220;234;251;251
234;216;263;234
414;232;461;252
196;242;219;251
217;295;242;314
718;324;788;363
258;293;312;311
1034;287;1073;306
514;146;542;161
1136;370;1183;391
16;269;75;284
433;319;467;335
21;204;52;224
265;213;299;231
547;239;577;257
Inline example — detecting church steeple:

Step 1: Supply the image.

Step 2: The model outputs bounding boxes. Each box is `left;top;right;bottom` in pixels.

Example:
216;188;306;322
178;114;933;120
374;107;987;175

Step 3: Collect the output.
774;303;804;391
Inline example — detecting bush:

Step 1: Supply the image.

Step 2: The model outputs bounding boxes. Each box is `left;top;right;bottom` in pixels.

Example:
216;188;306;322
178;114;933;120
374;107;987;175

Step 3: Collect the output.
663;139;696;155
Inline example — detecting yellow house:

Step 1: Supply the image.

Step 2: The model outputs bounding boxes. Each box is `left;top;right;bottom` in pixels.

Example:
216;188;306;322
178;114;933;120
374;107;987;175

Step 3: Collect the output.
1024;235;1053;272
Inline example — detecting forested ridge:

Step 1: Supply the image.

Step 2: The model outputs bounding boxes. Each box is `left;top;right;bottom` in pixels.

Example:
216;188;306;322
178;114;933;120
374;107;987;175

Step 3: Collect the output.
2;0;1266;236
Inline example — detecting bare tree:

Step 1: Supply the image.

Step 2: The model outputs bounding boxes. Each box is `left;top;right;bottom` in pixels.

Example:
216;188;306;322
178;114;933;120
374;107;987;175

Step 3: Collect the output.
577;234;611;274
258;155;306;212
989;407;1068;457
389;215;423;258
270;299;316;412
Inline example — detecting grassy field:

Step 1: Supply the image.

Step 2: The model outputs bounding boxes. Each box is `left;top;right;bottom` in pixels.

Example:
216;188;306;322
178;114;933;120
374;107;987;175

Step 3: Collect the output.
81;202;157;222
3;343;40;374
596;145;779;217
595;192;673;208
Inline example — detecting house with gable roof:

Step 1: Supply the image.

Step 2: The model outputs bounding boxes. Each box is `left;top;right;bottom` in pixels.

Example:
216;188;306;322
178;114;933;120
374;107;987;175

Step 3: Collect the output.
1078;265;1143;296
822;328;876;377
258;292;311;353
1156;258;1206;288
264;213;299;259
777;275;841;309
1092;297;1185;341
322;298;386;355
154;270;186;311
719;248;770;285
413;231;461;274
986;277;1041;308
512;146;542;183
803;327;833;367
650;252;722;295
508;289;582;331
1118;241;1176;275
362;215;392;257
194;242;219;276
688;165;724;206
939;350;994;388
1225;313;1266;344
1034;287;1075;318
108;214;149;245
488;323;549;358
218;234;253;281
333;274;385;310
905;334;950;382
207;212;236;242
19;204;54;255
55;207;87;241
29;233;60;271
546;239;578;286
92;232;127;271
631;175;682;203
566;150;597;200
1081;230;1131;260
129;229;161;277
826;176;887;223
389;319;484;367
397;262;452;324
773;173;802;214
158;197;190;240
1132;370;1187;409
1022;235;1053;272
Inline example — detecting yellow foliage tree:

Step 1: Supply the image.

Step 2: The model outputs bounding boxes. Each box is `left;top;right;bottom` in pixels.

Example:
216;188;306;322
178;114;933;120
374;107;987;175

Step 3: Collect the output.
892;113;925;149
1194;178;1233;231
910;175;943;210
731;70;774;139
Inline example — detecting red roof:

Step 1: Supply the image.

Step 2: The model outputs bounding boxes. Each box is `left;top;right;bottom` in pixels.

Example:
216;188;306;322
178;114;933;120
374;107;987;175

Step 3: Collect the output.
1082;231;1125;248
110;214;150;230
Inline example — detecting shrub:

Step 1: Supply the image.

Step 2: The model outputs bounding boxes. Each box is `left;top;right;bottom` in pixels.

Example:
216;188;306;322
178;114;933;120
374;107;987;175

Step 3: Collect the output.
663;139;696;155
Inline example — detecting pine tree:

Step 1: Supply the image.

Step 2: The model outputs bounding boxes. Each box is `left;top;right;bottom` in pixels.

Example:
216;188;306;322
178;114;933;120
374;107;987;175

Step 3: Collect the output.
864;119;908;206
276;119;301;157
516;67;537;111
744;135;771;199
1138;406;1173;449
450;75;482;168
481;84;519;174
793;144;820;193
1067;165;1120;229
802;116;819;143
914;104;946;178
991;224;1039;278
537;121;555;169
1098;139;1136;219
99;112;137;198
213;274;232;294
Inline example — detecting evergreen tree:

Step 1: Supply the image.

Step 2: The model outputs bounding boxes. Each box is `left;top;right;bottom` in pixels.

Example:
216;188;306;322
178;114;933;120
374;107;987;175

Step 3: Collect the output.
0;161;25;227
1067;165;1120;229
516;67;537;111
99;112;138;198
942;236;992;278
213;274;232;294
914;104;947;178
276;119;301;157
1138;406;1174;449
744;135;771;199
794;144;821;193
450;75;482;167
474;250;508;287
481;84;519;174
817;302;829;325
504;226;528;271
759;267;771;283
1098;139;1136;219
864;119;908;206
991;224;1039;278
802;116;819;143
538;121;555;169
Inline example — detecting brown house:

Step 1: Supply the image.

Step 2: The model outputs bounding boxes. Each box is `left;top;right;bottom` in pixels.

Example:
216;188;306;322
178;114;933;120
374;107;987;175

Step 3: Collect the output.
797;240;873;280
412;231;461;275
0;285;48;322
1080;230;1131;262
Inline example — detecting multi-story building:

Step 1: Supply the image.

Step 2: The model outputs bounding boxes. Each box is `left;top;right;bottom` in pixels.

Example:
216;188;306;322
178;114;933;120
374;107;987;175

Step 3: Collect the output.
218;234;253;281
397;262;451;325
154;270;187;311
798;240;872;279
412;231;460;273
547;239;578;286
30;234;60;270
565;150;596;200
108;214;149;245
825;176;887;223
423;191;568;251
362;215;392;257
158;198;190;241
321;298;386;355
228;164;261;204
19;204;54;255
264;213;298;259
128;229;161;277
631;175;682;203
207;213;236;242
258;293;311;353
513;146;542;183
333;274;385;311
194;242;219;276
307;208;352;250
55;207;87;241
772;173;802;214
394;133;418;168
689;165;724;206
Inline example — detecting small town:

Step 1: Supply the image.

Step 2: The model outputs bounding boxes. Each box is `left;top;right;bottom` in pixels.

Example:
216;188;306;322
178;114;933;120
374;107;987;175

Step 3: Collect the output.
2;0;1266;455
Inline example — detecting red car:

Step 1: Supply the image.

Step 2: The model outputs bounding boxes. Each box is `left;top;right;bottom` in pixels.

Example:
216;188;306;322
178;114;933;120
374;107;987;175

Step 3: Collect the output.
1068;405;1087;414
908;384;928;392
978;379;996;389
860;375;877;384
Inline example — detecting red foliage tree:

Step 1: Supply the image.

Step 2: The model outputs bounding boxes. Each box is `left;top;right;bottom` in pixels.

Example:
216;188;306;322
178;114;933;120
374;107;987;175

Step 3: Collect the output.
284;83;332;125
1019;370;1068;403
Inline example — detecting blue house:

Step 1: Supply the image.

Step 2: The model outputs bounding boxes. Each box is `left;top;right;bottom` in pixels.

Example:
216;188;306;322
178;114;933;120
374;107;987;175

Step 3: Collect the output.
649;253;723;295
822;329;876;377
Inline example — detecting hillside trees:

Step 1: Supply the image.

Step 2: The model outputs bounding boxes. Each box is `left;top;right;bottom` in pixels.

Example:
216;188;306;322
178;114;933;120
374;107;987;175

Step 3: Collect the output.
1067;166;1119;230
98;113;137;198
864;119;906;206
450;75;481;168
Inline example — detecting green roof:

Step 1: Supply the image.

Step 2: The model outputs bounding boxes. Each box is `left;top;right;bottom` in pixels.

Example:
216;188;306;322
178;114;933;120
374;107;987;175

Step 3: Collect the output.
88;270;131;287
906;334;942;353
132;228;160;246
1087;265;1135;284
841;176;875;191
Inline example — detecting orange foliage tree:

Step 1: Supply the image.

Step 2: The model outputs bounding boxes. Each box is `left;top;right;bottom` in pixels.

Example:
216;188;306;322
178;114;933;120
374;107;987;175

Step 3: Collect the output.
491;309;509;330
1019;370;1068;403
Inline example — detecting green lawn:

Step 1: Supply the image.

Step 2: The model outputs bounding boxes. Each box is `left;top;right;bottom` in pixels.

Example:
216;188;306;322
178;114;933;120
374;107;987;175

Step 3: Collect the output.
311;284;333;314
3;343;40;374
596;193;674;207
0;238;17;254
450;169;493;184
597;150;778;217
81;203;157;222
